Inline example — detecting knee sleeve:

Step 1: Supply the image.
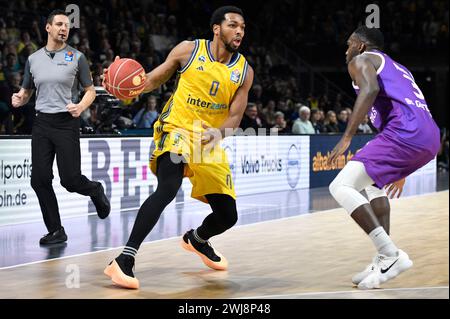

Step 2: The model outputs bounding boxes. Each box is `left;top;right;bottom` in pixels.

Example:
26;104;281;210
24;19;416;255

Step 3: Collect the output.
365;185;387;202
197;194;238;240
209;194;238;228
329;161;375;214
221;206;238;228
153;152;185;204
154;178;182;204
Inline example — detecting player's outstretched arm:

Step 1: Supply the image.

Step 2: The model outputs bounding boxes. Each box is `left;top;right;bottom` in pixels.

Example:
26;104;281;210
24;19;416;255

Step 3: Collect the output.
344;55;380;139
142;41;195;93
328;56;379;165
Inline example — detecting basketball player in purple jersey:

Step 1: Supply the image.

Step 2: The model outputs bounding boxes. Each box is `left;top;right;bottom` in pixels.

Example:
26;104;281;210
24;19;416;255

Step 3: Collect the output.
327;26;440;289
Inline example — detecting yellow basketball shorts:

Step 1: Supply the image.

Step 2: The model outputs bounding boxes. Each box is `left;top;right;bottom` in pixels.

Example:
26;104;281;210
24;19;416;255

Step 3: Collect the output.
150;129;235;203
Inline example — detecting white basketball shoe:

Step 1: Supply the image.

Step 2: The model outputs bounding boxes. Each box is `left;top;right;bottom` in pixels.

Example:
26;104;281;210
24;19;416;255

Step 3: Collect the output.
357;249;413;290
352;261;376;285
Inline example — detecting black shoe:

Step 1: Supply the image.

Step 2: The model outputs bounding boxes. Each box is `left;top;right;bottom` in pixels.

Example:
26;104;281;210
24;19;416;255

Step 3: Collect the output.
104;254;139;289
183;229;221;262
182;229;228;270
115;254;136;278
39;227;68;245
91;183;110;219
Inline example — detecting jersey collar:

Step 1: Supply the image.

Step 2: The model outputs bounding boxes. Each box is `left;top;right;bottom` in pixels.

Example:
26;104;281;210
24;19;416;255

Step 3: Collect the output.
206;40;240;67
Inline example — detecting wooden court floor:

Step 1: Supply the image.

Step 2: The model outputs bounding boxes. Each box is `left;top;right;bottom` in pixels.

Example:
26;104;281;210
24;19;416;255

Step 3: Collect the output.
0;191;448;299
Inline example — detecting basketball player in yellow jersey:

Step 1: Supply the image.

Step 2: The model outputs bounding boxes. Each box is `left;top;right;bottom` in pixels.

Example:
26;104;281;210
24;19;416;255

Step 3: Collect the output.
103;6;254;289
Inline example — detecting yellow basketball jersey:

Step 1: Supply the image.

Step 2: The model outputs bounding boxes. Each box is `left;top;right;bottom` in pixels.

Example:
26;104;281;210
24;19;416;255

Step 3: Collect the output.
155;39;249;134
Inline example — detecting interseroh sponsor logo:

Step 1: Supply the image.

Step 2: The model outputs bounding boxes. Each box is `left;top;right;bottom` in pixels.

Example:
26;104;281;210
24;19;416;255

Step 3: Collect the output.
186;94;227;110
240;155;282;174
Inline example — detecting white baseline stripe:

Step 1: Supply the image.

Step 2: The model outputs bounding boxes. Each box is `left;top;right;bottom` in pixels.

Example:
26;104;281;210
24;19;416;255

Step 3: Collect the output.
238;286;449;299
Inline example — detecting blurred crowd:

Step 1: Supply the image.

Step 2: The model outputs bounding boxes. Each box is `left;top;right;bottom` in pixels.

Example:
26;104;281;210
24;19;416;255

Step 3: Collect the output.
0;0;448;139
239;102;373;135
255;0;449;64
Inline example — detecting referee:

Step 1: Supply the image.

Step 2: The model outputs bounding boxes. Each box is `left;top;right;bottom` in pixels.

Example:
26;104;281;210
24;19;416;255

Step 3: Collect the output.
11;10;110;245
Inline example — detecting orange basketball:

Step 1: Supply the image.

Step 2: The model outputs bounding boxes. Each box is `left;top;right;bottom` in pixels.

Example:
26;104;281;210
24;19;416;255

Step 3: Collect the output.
105;58;146;100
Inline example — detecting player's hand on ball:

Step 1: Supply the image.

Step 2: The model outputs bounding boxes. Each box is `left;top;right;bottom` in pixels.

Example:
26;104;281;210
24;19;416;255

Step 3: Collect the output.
101;56;121;90
67;103;83;117
101;68;109;89
385;178;406;199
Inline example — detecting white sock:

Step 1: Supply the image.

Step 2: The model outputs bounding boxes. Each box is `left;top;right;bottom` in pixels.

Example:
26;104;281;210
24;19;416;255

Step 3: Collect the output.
369;226;398;257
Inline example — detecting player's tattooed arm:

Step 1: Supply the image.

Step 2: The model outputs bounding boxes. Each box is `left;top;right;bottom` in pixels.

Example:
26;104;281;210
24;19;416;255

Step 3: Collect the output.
142;41;195;93
344;55;380;139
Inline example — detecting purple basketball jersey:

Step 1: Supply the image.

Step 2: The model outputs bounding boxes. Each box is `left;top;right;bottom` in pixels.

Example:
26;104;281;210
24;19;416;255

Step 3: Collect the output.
351;50;440;187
